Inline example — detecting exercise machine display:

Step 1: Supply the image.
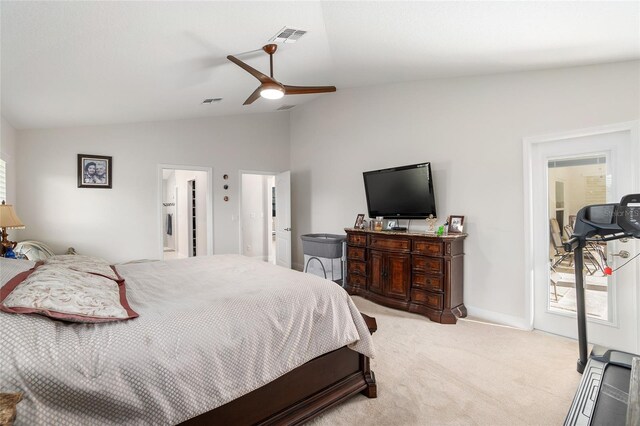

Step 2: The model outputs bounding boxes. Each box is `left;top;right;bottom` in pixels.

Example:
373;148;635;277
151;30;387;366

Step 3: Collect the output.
564;194;640;425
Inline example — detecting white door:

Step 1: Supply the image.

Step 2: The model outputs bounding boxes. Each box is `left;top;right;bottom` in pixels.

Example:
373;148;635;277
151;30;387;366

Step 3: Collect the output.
528;124;639;353
275;171;291;268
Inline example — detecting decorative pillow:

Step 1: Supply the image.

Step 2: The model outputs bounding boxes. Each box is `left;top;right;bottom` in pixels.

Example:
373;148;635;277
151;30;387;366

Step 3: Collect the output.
0;263;138;323
45;254;119;280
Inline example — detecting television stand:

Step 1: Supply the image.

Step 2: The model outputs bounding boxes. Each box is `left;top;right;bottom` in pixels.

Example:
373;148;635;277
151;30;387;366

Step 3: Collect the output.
344;228;467;324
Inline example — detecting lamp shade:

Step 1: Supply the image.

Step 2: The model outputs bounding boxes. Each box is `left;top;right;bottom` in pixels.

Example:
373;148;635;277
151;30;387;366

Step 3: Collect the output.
0;201;25;229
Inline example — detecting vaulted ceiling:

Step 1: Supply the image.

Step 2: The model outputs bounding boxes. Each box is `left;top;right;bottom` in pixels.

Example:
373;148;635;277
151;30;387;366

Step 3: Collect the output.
2;1;638;130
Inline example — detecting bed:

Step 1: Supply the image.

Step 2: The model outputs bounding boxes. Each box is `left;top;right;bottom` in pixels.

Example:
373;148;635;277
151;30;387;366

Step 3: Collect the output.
0;254;376;425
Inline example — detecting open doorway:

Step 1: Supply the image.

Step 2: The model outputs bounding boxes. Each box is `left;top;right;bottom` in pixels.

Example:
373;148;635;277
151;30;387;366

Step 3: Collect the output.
159;166;213;260
240;172;276;264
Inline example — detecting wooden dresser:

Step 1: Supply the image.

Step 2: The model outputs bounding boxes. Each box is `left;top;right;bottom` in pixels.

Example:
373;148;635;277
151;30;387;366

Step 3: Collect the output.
344;228;467;324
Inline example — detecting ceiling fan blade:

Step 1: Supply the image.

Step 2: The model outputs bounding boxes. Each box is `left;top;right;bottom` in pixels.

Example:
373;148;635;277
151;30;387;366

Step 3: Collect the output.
232;48;263;57
283;85;337;95
227;55;272;84
243;86;263;105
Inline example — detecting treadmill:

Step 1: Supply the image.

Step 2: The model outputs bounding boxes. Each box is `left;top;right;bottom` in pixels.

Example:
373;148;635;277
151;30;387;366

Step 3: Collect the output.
564;194;640;425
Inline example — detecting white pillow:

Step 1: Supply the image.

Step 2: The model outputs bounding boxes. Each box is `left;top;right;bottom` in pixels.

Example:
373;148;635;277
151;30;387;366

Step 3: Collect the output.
45;255;119;281
0;264;138;323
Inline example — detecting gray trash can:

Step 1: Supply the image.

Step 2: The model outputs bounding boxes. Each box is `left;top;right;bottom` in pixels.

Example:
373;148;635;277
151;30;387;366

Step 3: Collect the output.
301;234;346;284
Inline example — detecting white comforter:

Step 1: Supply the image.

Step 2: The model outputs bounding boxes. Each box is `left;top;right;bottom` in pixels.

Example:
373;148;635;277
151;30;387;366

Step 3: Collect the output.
0;255;375;425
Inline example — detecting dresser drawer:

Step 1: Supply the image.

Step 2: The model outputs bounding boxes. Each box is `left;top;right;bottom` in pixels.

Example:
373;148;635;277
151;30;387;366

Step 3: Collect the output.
348;233;367;246
347;246;366;261
413;240;444;256
411;289;443;310
348;274;367;286
348;260;366;276
369;236;411;252
412;256;443;274
413;273;444;292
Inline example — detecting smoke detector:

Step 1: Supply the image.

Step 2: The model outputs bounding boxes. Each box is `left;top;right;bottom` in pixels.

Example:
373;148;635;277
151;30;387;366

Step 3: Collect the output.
269;27;307;44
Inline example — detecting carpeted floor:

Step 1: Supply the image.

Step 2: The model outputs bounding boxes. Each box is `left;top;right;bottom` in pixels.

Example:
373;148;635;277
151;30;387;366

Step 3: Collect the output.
310;296;582;425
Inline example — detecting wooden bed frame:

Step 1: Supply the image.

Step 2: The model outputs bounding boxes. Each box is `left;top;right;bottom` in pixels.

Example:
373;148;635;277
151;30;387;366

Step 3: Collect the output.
181;314;377;425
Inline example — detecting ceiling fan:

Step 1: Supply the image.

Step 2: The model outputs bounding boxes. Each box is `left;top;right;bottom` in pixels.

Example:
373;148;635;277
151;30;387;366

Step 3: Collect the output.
227;44;336;105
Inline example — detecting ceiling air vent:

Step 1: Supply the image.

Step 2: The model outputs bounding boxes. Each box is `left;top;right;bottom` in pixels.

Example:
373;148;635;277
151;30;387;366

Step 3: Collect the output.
269;27;307;44
277;105;296;111
202;98;223;104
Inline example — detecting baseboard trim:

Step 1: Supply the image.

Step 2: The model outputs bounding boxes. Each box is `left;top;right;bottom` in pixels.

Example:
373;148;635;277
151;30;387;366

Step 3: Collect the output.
464;306;532;330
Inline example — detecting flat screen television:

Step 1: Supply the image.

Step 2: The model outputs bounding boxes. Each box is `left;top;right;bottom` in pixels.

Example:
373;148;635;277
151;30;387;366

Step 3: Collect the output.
363;162;436;219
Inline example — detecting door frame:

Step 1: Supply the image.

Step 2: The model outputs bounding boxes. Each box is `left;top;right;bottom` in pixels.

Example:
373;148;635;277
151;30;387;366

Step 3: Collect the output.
238;170;277;260
523;121;639;341
157;164;214;259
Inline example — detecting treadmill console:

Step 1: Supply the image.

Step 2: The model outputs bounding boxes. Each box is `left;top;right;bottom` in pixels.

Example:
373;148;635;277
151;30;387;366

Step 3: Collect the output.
568;203;621;249
617;194;640;238
570;193;640;244
584;204;616;225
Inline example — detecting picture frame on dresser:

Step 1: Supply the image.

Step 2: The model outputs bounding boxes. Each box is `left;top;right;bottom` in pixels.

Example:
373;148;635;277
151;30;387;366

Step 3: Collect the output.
447;215;464;233
354;214;365;229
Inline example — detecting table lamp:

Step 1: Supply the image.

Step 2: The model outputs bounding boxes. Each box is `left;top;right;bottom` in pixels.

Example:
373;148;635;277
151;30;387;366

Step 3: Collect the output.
0;201;25;256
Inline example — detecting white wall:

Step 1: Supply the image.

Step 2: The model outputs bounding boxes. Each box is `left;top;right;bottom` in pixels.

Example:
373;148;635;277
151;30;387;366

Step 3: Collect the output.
241;173;271;260
16;113;290;263
1;116;17;203
0;116;20;241
290;60;640;327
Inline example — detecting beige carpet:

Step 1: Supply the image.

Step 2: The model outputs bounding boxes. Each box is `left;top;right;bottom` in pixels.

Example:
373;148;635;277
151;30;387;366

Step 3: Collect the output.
310;297;582;426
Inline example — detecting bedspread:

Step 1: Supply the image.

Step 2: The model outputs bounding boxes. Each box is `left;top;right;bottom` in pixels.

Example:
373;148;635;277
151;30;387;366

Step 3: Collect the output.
0;255;375;425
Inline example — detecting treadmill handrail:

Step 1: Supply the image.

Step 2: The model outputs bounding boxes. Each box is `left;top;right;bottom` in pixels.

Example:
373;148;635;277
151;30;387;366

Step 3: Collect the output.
563;236;580;253
564;233;629;252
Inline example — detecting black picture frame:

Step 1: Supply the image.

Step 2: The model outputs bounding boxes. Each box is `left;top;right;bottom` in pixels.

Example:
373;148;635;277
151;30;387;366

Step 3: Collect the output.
77;154;112;189
354;213;365;229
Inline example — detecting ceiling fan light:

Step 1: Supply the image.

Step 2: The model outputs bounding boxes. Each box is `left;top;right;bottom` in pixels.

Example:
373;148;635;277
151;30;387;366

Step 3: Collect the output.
260;84;284;99
261;89;284;100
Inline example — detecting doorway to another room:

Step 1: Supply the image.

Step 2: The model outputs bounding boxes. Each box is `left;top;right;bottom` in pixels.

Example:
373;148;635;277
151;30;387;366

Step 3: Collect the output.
239;171;291;268
525;122;639;354
159;166;213;261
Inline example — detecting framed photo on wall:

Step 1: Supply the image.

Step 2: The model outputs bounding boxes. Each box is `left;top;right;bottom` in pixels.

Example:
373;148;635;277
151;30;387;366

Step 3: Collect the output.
78;154;112;189
447;215;465;233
